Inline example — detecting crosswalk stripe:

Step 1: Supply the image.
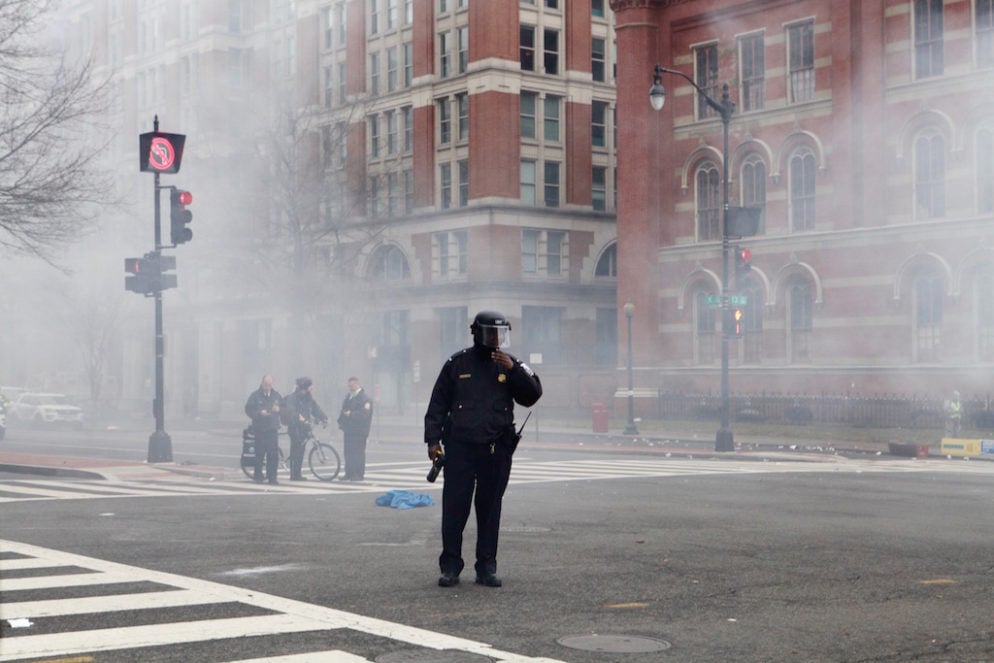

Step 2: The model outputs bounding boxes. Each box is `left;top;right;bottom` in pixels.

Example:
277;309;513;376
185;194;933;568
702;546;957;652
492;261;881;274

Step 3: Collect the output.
2;588;217;618
0;539;567;663
223;653;370;663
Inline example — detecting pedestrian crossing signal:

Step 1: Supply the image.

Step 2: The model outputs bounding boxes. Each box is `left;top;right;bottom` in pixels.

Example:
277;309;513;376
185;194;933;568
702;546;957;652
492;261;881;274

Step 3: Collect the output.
724;307;745;337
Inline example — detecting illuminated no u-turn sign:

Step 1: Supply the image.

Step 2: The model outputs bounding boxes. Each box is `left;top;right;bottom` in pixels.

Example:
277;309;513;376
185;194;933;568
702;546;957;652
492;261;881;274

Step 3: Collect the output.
139;131;186;174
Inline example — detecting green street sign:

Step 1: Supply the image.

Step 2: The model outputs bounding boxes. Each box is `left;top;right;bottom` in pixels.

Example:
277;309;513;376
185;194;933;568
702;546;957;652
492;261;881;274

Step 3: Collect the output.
729;295;748;306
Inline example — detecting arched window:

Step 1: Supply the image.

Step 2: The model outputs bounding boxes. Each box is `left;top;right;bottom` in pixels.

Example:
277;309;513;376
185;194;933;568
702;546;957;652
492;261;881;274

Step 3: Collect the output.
740;278;763;364
595;242;617;277
369;245;410;281
913;269;943;362
741;156;767;225
914;131;945;218
694;289;717;364
789;148;816;231
976;264;994;361
696;162;721;241
786;279;813;363
978;128;994;214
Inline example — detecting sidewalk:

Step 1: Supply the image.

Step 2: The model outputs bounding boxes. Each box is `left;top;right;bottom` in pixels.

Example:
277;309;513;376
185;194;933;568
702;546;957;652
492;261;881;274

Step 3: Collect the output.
0;414;899;481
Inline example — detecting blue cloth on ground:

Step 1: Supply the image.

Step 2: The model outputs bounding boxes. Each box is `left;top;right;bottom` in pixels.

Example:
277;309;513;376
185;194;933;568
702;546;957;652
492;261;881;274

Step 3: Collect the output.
375;489;436;510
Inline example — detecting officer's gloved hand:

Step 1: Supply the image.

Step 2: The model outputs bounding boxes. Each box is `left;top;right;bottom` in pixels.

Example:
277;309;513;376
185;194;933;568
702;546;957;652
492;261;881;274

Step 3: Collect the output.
428;442;442;461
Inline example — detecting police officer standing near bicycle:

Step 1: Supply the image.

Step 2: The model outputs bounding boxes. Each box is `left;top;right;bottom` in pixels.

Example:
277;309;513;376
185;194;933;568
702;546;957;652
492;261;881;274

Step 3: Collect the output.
283;377;329;481
424;310;542;588
244;374;282;484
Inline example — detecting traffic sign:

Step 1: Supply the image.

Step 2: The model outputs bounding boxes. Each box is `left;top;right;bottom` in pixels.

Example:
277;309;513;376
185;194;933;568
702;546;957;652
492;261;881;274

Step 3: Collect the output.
139;132;186;174
705;294;748;308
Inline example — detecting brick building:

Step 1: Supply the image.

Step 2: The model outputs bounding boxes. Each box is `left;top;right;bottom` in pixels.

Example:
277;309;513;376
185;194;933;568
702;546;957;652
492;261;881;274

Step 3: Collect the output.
62;1;621;417
610;0;994;413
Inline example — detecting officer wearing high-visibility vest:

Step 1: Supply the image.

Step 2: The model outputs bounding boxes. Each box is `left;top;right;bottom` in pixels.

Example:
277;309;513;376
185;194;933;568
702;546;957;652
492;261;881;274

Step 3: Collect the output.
944;390;962;437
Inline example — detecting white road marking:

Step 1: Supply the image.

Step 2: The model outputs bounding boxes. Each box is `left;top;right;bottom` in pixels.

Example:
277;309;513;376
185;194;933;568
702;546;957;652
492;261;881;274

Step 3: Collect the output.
0;539;566;663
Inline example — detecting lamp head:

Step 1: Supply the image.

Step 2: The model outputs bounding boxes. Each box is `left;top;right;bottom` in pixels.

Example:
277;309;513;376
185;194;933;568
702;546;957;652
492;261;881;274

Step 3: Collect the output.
649;73;666;111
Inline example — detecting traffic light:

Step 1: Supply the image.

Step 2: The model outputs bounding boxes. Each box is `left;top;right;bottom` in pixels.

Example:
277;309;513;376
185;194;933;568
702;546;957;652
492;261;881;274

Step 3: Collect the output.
124;256;156;295
170;188;193;245
724;307;746;338
124;253;178;295
734;245;752;281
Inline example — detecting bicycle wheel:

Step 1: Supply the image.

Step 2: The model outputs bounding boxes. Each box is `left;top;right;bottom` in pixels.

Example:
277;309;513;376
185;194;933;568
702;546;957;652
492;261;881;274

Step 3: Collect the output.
308;442;341;481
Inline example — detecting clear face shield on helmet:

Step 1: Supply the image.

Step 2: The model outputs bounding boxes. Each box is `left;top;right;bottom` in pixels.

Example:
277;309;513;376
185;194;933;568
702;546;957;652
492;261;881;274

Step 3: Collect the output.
478;323;511;349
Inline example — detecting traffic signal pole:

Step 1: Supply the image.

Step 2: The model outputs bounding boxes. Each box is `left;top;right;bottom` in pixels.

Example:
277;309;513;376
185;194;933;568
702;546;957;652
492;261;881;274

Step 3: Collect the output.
147;117;172;463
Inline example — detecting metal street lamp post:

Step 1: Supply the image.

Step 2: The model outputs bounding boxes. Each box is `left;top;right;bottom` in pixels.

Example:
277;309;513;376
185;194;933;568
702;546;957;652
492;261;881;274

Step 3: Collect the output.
623;301;638;435
650;64;736;452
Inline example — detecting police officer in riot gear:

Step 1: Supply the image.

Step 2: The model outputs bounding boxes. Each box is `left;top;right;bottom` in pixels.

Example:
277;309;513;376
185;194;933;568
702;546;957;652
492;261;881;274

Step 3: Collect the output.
424;310;542;588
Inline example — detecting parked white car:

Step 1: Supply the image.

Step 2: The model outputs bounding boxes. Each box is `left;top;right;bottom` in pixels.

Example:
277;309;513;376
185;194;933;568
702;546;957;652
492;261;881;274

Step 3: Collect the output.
12;393;85;427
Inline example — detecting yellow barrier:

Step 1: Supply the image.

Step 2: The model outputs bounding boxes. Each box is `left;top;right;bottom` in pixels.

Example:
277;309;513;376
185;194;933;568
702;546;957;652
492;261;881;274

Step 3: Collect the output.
940;438;986;456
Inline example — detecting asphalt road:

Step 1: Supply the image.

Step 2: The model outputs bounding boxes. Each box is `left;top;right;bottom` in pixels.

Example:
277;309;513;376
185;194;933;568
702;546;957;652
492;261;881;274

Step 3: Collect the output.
2;429;994;661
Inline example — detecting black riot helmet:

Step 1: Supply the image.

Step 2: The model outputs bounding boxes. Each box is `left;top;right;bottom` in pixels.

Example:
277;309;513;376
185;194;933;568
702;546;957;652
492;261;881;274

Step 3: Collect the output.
471;310;511;349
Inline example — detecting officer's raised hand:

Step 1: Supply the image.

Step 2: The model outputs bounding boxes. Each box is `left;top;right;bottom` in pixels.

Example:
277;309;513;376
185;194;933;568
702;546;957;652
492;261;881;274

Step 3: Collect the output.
491;349;514;369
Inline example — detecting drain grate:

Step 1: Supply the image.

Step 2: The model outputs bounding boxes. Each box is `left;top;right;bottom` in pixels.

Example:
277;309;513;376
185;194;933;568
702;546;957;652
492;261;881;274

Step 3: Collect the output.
558;633;672;654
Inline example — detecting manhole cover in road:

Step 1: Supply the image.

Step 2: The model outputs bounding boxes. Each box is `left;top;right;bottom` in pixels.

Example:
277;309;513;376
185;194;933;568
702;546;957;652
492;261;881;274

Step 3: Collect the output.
557;634;672;653
375;649;494;663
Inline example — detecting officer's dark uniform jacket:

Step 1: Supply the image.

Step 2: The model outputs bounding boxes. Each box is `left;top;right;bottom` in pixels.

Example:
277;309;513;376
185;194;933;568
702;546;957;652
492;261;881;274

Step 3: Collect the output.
424;345;542;449
244;388;283;433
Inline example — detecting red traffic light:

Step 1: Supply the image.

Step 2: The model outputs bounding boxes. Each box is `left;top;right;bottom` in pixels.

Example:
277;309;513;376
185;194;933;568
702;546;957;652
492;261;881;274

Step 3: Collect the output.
739;247;752;262
177;190;193;205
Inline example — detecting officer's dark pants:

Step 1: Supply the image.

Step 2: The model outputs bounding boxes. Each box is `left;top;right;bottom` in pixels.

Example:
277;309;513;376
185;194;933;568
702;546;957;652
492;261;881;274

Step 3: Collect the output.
253;428;279;483
343;432;367;479
288;427;307;479
439;441;512;577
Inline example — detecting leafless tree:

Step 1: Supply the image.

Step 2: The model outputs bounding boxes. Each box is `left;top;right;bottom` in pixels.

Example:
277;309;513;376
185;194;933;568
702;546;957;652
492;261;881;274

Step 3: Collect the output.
0;0;113;260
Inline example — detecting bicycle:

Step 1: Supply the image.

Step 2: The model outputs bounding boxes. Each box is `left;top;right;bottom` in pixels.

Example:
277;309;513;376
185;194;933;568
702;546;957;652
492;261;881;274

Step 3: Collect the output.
240;424;341;481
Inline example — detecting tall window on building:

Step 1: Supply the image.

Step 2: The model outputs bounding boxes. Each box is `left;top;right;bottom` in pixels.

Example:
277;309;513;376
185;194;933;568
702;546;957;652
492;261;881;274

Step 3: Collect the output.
458;26;469;73
739;33;765;111
437;97;451;144
523;306;563;365
521;92;537;139
694;290;717;365
386;110;398;154
323;7;333;49
368;115;380;158
402;106;413;152
741;280;763;364
979;0;994;67
387;0;398;29
434;230;468;277
336;2;346;44
439;163;452;209
978;128;994;214
788;21;814;104
592;166;607;211
915;131;945;218
368;174;381;216
439;32;450;77
521;160;537;205
544;161;561;208
592;0;605;18
592;101;608;148
387;46;398;92
543;29;559;75
696;162;721;241
543;95;560;142
338;62;347;103
694;44;719;120
369;0;379;34
324;66;333;107
915;0;944;78
403;42;413;86
522;229;567;276
458;159;469;206
976;265;994;361
387;172;400;216
789;148;816;231
787;280;812;363
404;169;414;214
595;307;617;367
741;156;766;226
456;93;469;142
913;270;942;362
439;306;469;356
370;246;410;281
369;52;380;95
520;26;535;71
592;38;606;82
